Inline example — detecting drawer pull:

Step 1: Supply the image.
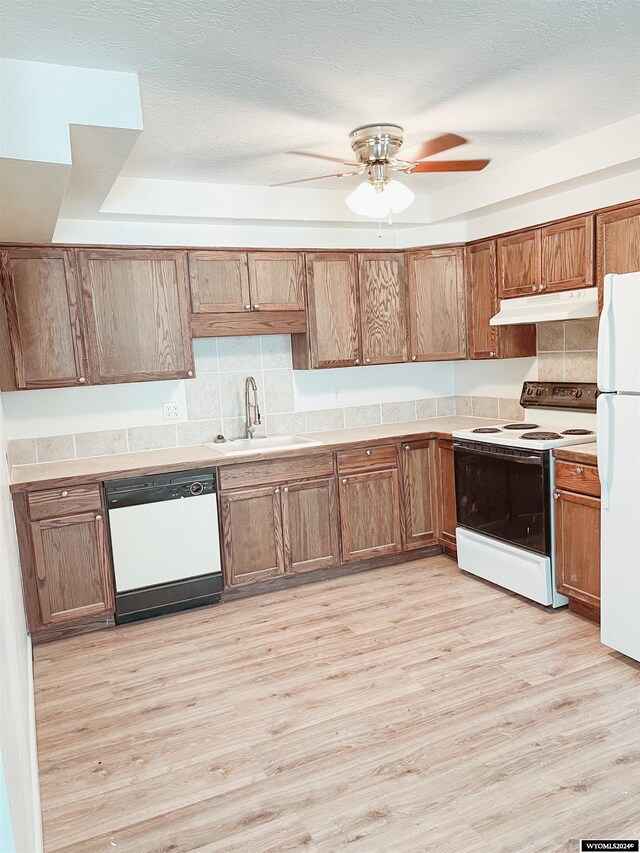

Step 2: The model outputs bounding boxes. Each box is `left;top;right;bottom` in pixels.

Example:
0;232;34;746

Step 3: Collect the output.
61;490;69;497
575;467;583;474
283;486;288;493
404;445;410;451
342;478;348;484
274;487;280;494
366;449;372;456
553;492;559;499
95;514;102;521
78;377;86;384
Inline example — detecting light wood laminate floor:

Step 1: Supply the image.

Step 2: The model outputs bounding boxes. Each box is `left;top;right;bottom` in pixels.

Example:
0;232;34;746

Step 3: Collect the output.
34;556;640;852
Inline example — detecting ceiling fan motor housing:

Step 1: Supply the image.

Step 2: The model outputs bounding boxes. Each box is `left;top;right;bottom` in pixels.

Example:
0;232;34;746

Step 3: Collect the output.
349;124;404;163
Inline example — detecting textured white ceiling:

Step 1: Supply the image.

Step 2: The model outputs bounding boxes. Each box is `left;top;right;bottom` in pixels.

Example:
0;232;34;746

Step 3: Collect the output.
2;0;639;191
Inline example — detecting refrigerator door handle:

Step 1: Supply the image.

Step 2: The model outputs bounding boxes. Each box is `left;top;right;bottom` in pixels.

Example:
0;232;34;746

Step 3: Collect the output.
597;394;613;510
597;273;615;393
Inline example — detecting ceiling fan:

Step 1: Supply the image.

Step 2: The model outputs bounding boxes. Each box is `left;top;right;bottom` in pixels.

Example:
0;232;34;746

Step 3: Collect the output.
274;124;490;218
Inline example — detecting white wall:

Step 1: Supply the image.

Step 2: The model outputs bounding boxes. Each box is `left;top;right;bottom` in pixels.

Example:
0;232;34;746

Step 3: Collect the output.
0;399;42;852
454;357;537;399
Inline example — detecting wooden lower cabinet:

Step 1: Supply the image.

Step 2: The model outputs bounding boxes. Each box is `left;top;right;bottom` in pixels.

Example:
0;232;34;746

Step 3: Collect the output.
220;476;340;586
339;469;402;562
13;487;114;636
281;478;340;573
555;488;601;618
220;486;284;586
399;440;438;549
436;439;457;551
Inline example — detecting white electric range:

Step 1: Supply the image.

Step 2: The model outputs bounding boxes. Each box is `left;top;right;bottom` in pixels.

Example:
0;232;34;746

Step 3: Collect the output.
451;381;597;608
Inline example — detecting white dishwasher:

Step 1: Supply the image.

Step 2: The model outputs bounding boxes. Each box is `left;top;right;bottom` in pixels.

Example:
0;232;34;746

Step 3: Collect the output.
105;469;223;624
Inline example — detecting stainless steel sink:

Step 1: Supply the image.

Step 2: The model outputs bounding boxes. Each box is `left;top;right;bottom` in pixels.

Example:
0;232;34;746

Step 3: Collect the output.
203;434;323;456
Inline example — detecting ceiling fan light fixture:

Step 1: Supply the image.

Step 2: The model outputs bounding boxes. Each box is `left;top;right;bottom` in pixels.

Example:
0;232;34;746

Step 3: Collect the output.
345;178;414;218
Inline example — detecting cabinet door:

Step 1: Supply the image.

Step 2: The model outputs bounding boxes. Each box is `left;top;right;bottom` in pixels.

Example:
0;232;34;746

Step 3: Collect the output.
399;440;438;550
281;477;340;573
301;253;361;368
465;241;497;360
78;249;195;384
187;251;250;313
1;248;87;388
437;439;457;548
555;489;601;608
540;215;594;293
220;486;284;586
248;252;305;311
339;469;402;561
358;253;408;364
407;247;466;361
30;512;114;627
596;202;640;310
497;230;541;298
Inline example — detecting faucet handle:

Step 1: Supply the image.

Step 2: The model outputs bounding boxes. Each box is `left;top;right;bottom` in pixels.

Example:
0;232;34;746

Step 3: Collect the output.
256;403;262;425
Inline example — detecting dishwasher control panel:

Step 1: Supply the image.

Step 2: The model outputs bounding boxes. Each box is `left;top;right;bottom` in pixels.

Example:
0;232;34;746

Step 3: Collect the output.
105;469;216;509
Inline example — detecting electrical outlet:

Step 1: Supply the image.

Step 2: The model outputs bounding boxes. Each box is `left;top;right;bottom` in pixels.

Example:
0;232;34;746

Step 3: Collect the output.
163;402;182;421
333;386;341;402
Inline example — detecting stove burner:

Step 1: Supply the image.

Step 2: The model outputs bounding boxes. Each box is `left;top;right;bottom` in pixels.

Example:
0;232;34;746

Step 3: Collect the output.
472;427;502;434
561;429;594;435
521;431;562;441
502;423;540;430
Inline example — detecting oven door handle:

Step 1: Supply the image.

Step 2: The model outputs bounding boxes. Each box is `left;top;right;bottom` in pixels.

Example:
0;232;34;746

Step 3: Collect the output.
452;443;543;466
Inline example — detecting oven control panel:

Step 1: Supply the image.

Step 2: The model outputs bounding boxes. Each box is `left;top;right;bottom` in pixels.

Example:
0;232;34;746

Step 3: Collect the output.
520;381;598;411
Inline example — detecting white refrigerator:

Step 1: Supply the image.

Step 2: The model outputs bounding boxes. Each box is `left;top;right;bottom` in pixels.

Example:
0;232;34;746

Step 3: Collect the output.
598;271;640;661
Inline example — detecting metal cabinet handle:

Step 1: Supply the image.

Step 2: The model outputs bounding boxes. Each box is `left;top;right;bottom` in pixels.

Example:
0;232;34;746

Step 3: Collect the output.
531;285;537;292
354;358;360;365
253;303;260;310
95;514;102;521
553;492;559;499
283;486;288;493
575;467;583;474
342;478;348;484
365;358;371;364
490;351;496;357
274;487;280;494
404;445;410;451
244;304;251;310
78;377;86;384
411;355;417;362
366;449;372;456
61;490;69;497
187;370;193;377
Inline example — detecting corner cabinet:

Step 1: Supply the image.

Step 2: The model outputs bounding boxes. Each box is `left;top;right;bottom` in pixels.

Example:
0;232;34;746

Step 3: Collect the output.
406;247;466;361
466;240;536;360
13;484;115;640
77;249;195;384
0;247;88;389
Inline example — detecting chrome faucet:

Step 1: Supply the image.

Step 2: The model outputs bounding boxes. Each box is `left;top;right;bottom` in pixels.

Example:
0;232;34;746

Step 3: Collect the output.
244;376;261;438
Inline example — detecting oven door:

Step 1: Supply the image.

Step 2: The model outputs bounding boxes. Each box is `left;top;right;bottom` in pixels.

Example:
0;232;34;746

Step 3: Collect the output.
453;441;551;556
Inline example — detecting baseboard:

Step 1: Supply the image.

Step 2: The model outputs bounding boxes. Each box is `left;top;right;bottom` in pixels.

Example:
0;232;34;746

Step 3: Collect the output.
26;636;44;853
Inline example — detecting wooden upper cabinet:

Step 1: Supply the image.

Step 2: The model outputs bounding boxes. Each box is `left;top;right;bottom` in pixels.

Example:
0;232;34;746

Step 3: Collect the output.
0;247;88;389
187;251;250;313
29;510;113;628
466;240;497;359
399;440;438;550
294;253;360;369
596;202;640;308
555;489;601;609
281;477;340;573
220;485;284;586
497;229;541;298
248;252;305;311
77;249;195;384
466;240;536;360
407;247;466;361
540;215;594;292
339;468;402;562
358;253;408;364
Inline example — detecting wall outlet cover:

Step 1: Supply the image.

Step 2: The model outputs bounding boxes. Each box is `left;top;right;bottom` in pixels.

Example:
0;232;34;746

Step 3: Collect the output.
163;402;182;420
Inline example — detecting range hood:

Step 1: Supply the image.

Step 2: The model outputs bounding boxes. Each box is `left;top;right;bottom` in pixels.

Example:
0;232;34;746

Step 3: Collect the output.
490;287;598;326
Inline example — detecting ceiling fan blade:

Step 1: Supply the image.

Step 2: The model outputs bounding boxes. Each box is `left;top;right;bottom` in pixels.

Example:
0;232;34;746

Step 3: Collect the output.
289;151;361;167
406;159;490;173
402;133;467;162
270;171;361;187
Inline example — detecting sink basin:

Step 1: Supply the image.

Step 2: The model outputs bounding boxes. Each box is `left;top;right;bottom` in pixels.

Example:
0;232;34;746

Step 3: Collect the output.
203;434;323;456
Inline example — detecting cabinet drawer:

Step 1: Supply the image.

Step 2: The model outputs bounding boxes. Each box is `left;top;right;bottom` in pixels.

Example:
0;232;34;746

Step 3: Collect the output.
218;453;334;491
337;444;397;475
27;484;103;520
555;461;600;497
